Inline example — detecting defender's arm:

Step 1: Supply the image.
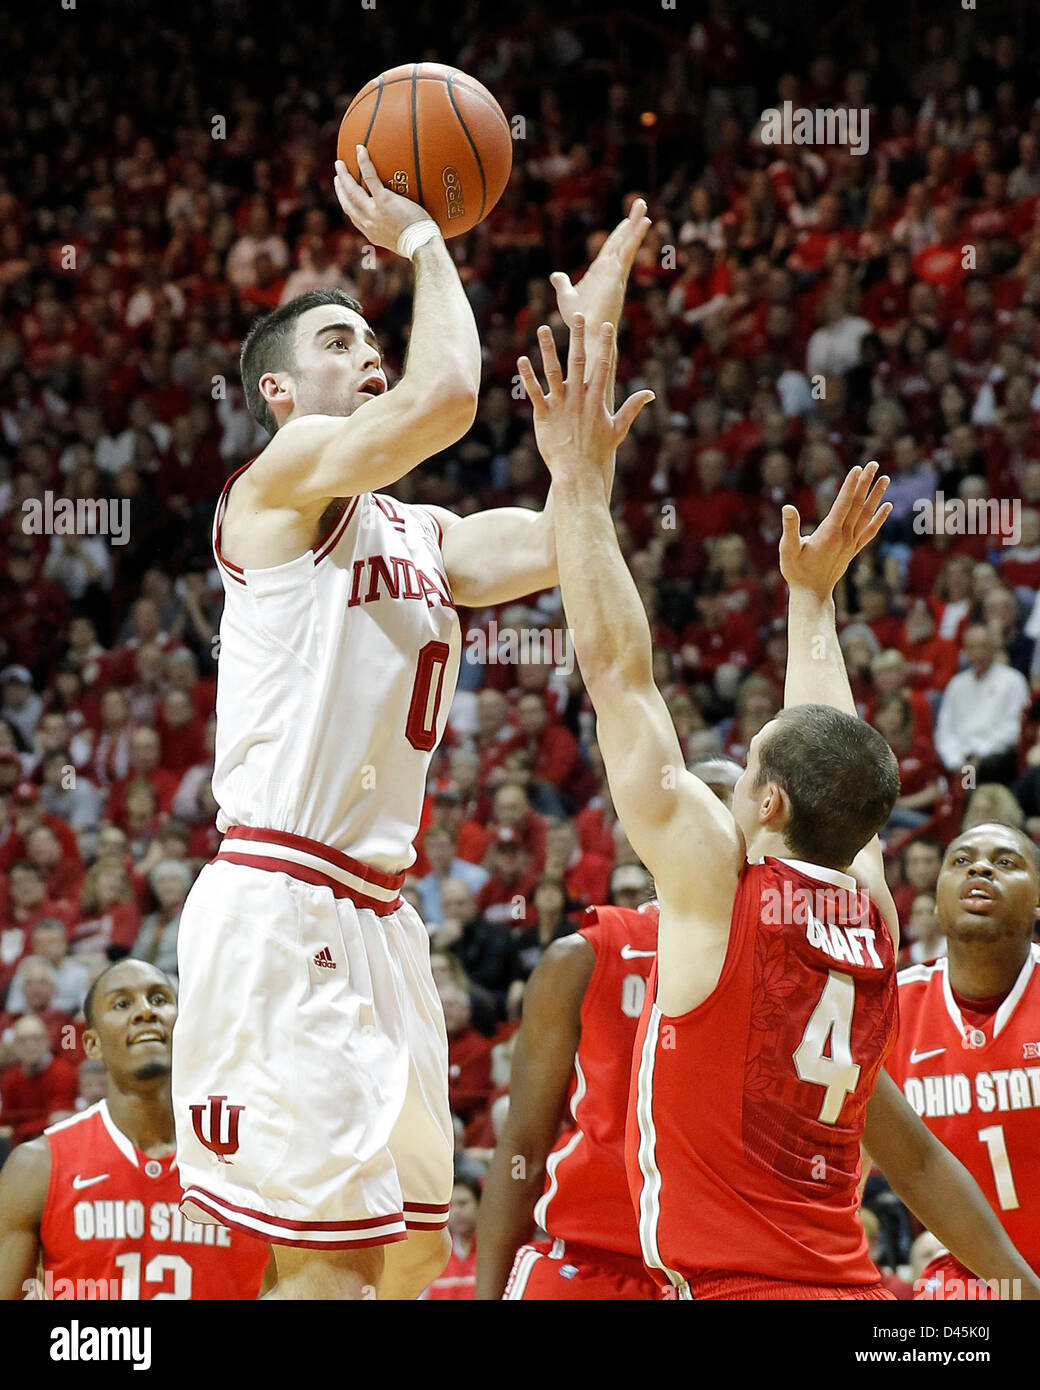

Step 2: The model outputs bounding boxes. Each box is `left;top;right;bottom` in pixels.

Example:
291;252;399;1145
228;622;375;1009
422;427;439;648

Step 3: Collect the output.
474;935;594;1300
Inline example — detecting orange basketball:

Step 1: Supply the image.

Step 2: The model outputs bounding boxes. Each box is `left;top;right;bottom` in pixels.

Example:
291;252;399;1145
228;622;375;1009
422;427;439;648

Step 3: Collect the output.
337;62;513;238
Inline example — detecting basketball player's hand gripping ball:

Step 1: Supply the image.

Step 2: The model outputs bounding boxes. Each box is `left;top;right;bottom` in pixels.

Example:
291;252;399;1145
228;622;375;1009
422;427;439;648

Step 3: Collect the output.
334;146;432;256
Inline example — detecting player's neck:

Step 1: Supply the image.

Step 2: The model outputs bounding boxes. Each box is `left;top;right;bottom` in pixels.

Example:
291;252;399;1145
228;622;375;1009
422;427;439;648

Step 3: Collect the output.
107;1080;176;1157
947;937;1031;1002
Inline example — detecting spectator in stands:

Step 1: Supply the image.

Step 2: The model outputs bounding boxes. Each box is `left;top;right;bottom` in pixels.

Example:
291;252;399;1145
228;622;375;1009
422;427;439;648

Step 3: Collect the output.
934;623;1030;783
542;815;610;911
423;1179;479;1300
75;1056;108;1111
69;861;141;962
0;956;77;1066
505;877;576;1012
129;858;191;979
104;727;179;831
38;748;102;835
892;838;943;924
961;782;1026;833
4;919;88;1016
441;983;494;1127
0;667;43;747
414;826;488;930
475;828;539;928
900;894;946;967
435;879;514;1022
0;1014;78;1149
609;863;654;909
873;692;946;830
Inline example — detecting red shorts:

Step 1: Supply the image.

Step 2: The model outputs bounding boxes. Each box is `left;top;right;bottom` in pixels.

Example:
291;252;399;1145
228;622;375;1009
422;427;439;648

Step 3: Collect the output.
504;1239;666;1301
914;1254;1000;1301
677;1271;896;1301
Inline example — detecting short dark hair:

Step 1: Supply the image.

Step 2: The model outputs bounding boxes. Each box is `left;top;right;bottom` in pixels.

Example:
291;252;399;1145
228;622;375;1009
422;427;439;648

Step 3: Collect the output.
84;960;176;1030
240;288;363;433
751;705;900;869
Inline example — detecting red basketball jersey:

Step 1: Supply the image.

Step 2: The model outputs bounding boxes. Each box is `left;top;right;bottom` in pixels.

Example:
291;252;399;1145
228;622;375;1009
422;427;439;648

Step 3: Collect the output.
533;903;658;1259
887;945;1040;1271
627;857;897;1291
40;1101;268;1300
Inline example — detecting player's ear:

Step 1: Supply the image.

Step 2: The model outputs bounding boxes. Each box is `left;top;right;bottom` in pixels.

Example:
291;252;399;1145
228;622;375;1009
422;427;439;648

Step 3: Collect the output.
259;370;292;410
82;1029;102;1062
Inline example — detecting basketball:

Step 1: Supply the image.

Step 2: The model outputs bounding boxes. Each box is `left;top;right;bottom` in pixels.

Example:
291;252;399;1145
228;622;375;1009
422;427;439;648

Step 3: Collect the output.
337;61;513;238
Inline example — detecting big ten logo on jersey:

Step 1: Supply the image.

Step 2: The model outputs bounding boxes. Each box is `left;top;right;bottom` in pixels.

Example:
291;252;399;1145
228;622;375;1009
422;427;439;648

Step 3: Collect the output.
74;1198;233;1247
621;972;647;1019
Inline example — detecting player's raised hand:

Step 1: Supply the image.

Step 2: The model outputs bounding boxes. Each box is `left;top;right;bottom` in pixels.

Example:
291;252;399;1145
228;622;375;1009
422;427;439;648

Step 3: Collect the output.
779;462;892;602
333;147;431;255
550;198;652;336
517;315;655;482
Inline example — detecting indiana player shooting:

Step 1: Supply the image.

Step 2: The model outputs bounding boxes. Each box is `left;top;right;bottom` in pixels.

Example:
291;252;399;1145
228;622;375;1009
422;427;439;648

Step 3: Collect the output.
170;143;652;1300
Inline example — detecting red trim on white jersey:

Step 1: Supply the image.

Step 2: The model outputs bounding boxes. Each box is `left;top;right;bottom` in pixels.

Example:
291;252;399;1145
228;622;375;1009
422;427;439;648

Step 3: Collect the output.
181;1184;408;1249
403;1200;451;1229
212;458;360;582
215;826;405;915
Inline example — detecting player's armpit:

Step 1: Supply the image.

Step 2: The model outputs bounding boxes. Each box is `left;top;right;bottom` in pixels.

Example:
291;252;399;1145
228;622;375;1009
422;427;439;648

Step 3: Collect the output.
0;1137;51;1301
474;935;594;1301
243;381;477;513
424;503;557;608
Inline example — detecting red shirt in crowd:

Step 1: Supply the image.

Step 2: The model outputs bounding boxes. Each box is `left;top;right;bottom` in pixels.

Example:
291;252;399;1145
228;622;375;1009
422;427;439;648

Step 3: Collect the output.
0;1055;78;1145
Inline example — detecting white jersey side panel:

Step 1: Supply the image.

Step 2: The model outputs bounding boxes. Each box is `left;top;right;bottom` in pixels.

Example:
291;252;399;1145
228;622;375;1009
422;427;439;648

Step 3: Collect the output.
211;483;460;872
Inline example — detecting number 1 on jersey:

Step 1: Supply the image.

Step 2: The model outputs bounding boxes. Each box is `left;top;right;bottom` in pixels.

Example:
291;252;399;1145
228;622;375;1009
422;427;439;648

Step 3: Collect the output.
977;1124;1020;1211
793;970;861;1124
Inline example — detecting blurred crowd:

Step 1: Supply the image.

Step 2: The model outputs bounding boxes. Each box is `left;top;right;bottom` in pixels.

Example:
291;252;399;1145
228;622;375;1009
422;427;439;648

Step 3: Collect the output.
2;0;1040;1292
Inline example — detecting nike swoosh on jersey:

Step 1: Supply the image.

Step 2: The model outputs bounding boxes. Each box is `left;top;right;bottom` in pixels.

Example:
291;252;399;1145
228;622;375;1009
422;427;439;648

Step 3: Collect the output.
72;1173;110;1190
909;1047;947;1064
620;944;656;959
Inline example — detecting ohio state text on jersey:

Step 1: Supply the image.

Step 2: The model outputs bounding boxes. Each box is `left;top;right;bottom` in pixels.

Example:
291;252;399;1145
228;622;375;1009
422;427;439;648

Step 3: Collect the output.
533;903;658;1258
627;857;897;1290
888;945;1040;1270
212;471;460;872
41;1102;269;1299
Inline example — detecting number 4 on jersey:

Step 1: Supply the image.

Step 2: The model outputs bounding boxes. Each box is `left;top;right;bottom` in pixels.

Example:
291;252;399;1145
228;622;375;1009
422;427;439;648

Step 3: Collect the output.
793;970;861;1124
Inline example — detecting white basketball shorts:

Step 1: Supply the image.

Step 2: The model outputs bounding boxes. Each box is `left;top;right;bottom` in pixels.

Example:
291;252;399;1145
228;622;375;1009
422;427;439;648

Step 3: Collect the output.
171;826;453;1249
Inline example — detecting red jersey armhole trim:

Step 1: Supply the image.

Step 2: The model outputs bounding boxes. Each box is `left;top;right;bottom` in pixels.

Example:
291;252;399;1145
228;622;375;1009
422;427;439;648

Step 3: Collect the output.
213;459;255;586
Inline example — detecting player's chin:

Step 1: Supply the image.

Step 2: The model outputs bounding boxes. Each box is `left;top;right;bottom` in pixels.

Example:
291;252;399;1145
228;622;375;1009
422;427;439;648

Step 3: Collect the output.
133;1059;172;1081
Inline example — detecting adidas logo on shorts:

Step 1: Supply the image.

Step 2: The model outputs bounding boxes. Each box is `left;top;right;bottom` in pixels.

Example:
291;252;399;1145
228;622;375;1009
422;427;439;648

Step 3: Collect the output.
313;946;336;970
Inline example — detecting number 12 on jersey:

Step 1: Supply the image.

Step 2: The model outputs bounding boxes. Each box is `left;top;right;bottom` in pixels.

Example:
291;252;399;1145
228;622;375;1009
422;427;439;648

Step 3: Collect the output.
793;970;861;1124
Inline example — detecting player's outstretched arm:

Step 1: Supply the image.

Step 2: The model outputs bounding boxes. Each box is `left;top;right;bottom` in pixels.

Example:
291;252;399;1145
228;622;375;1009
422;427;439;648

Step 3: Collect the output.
422;202;652;608
245;146;480;511
864;1071;1040;1298
474;935;594;1300
522;319;744;988
780;463;898;918
0;1138;50;1300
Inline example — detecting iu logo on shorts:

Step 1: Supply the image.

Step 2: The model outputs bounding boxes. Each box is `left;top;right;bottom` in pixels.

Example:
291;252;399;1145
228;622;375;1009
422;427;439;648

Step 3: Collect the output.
189;1094;244;1164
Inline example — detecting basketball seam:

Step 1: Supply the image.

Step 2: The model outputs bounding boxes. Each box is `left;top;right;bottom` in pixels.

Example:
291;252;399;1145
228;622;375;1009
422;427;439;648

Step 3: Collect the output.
446;74;487;221
411;64;424;211
362;76;384;146
344;74;510;134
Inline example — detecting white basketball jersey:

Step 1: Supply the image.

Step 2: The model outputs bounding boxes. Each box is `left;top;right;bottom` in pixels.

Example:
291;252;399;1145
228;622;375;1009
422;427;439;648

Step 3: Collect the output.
210;466;460;872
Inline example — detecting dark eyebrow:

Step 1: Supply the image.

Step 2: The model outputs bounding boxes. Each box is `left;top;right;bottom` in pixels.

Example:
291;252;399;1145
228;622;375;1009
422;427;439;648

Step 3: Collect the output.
314;321;381;353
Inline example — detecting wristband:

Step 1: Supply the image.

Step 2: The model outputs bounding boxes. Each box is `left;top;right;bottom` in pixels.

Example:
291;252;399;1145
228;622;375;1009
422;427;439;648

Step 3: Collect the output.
397;219;443;260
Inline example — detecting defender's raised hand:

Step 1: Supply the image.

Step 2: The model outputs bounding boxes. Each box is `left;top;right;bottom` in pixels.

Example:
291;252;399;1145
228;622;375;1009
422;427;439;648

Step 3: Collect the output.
779;462;892;601
550;198;652;333
517;316;655;482
333;147;432;255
